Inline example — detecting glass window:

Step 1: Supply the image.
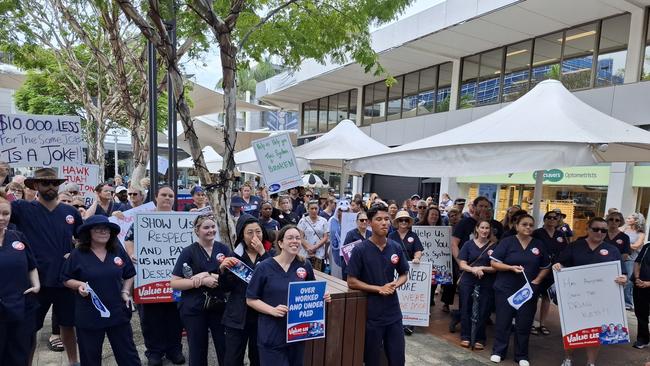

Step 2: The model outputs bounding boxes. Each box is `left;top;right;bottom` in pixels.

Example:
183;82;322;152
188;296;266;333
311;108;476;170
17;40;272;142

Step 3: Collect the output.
387;76;403;121
418;67;437;115
302;99;318;135
318;97;328;133
402;72;419;118
502;40;532;102
436;63;452;112
562;22;597;90
349;89;358;122
372;81;387;123
362;84;374;125
644;12;650;81
336;91;349;122
531;31;563;87
460;55;479;108
477;48;503;106
596;14;630;86
327;94;338;130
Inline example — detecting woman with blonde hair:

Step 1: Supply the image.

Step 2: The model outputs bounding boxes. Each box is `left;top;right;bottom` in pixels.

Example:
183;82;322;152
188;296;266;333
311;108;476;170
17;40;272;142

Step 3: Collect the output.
623;213;647;310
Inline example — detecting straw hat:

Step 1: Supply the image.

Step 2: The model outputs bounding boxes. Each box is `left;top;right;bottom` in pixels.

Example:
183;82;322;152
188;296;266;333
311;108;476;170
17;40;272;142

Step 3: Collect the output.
24;168;66;190
393;210;414;227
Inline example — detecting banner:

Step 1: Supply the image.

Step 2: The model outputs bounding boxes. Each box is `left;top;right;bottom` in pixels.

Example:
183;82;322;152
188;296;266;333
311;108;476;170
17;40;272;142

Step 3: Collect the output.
411;226;452;285
287;280;327;343
554;261;629;349
341;239;362;265
109;202;156;245
133;212;200;303
339;212;358;255
252;133;302;194
0;113;83;167
397;262;432;327
60;164;99;206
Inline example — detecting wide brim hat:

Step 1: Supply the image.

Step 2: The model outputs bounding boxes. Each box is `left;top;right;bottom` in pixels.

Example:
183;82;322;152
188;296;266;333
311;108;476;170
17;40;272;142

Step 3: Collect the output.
393;210;414;226
77;215;121;236
24;168;67;190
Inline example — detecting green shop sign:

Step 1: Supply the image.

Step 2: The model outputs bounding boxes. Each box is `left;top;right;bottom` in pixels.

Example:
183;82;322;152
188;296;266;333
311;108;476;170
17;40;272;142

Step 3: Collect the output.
533;169;564;182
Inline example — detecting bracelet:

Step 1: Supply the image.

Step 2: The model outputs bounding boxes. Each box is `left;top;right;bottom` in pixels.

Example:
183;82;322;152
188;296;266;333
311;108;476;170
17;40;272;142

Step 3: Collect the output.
121;290;130;295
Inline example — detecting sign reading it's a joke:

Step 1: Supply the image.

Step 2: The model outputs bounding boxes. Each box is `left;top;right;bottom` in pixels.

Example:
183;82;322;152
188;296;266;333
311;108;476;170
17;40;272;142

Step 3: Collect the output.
133;212;203;303
287;280;327;343
252;133;302;194
411;226;452;285
0;113;83;167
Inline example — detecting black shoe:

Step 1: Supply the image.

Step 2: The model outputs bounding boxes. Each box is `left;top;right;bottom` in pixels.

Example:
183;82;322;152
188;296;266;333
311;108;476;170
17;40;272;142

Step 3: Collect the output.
147;356;163;366
167;353;186;365
404;326;414;336
449;318;459;333
633;341;649;349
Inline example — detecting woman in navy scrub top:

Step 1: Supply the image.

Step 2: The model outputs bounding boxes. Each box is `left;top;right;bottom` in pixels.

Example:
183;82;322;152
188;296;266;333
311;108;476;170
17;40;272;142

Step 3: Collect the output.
489;214;550;366
457;219;497;350
246;225;331;366
0;196;40;366
170;214;237;366
61;215;140;365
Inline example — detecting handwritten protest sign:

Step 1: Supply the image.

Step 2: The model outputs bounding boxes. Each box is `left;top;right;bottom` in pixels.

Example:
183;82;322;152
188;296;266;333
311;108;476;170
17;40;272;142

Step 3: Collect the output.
109;202;156;245
397;262;432;327
0;113;83;167
60;164;99;206
411;226;452;285
252;133;302;194
341;239;362;265
287;280;326;343
133;212;200;303
554;261;629;349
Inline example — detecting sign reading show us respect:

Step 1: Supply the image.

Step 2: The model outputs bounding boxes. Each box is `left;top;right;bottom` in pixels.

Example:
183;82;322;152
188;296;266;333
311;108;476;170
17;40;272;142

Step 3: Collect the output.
0;113;84;167
252;133;302;194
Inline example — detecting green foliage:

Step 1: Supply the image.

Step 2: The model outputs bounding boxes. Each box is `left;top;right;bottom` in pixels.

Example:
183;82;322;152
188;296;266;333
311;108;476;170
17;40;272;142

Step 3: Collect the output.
217;59;280;98
14;71;79;116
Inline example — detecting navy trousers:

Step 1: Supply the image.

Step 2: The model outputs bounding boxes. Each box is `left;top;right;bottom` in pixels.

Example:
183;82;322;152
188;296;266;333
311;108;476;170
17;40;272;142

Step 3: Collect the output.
0;312;36;366
224;322;260;366
492;288;537;362
458;282;494;343
364;320;405;366
258;342;304;366
182;309;226;366
77;323;141;365
138;303;183;359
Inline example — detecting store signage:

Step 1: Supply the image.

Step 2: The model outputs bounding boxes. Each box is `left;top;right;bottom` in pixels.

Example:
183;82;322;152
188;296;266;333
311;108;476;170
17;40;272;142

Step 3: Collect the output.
533;169;564;182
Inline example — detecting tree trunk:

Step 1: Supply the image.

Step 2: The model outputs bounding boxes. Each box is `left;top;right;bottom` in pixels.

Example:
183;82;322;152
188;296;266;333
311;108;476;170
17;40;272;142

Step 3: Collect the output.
130;124;149;186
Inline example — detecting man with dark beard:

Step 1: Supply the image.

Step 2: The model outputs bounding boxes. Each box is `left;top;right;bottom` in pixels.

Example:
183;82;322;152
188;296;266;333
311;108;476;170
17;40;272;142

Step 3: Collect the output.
12;167;83;365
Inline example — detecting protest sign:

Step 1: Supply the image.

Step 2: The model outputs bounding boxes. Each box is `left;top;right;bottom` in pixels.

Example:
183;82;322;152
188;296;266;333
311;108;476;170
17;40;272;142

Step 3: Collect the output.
339;212;358;253
252;133;302;194
411;226;452;285
341;239;362;265
109;202;156;245
60;164;99;206
133;212;201;303
554;261;629;349
287;280;327;343
397;262;432;327
227;261;254;283
0;113;83;167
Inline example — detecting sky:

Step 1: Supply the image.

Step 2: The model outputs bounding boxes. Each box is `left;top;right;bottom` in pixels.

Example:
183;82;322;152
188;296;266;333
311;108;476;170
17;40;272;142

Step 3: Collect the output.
183;0;442;90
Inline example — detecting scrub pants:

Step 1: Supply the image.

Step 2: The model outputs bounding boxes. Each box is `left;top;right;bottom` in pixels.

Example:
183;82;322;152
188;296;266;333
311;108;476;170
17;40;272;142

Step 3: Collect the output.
138;303;183;360
258;342;304;366
77;323;141;365
624;260;635;308
224;321;260;366
182;308;226;366
633;286;650;344
492;288;537;362
459;283;493;343
0;312;36;366
364;320;405;366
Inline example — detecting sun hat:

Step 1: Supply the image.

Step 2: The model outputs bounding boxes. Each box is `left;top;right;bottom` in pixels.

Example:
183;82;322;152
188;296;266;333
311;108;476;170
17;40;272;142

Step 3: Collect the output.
24;168;67;190
393;210;414;227
76;215;121;236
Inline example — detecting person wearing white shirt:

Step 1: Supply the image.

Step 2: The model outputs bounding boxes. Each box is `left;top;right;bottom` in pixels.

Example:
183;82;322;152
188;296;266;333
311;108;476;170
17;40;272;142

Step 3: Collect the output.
297;200;329;272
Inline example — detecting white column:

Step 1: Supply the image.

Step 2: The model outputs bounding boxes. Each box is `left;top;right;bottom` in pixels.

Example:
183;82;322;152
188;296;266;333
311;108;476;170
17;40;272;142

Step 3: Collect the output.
355;86;363;126
439;177;460;203
624;7;646;83
449;59;462;111
605;162;637;214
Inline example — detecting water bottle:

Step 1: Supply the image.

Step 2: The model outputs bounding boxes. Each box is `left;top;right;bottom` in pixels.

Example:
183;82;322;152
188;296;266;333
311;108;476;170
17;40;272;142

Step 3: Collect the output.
182;263;193;279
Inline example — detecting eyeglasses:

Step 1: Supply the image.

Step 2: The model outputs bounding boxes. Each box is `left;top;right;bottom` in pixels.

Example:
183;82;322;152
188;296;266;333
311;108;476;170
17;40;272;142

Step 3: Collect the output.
590;227;607;234
304;194;313;198
545;216;558;220
91;226;111;233
358;219;368;222
607;218;621;222
397;218;410;223
128;192;139;196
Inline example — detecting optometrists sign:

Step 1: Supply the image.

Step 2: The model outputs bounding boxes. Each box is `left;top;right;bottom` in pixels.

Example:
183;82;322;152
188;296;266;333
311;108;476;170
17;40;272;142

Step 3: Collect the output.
554;261;630;349
252;133;302;194
397;261;432;327
412;226;453;285
0;113;84;167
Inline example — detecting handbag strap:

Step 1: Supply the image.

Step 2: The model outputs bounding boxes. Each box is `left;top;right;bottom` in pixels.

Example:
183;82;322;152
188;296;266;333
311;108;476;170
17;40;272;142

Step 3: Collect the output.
457;240;494;284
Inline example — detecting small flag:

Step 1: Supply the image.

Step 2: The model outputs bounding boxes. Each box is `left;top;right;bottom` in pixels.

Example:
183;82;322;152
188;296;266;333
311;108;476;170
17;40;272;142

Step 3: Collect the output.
507;272;534;310
86;282;111;318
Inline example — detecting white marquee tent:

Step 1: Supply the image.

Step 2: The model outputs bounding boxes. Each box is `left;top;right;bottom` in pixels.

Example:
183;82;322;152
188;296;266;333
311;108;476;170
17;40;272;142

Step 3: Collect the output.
177;146;223;173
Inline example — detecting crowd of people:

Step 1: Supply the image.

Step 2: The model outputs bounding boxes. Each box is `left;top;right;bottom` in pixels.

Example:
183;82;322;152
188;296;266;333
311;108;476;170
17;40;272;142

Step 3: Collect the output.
0;163;648;366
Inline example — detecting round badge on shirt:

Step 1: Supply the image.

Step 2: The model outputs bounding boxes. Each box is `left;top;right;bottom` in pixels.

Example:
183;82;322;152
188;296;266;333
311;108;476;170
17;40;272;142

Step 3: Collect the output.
66;215;75;224
407;237;414;243
12;241;25;251
557;237;564;243
390;254;399;264
114;257;124;267
216;253;225;263
600;249;609;256
279;214;284;219
531;247;540;256
616;239;623;245
488;249;494;256
561;226;567;232
296;267;307;279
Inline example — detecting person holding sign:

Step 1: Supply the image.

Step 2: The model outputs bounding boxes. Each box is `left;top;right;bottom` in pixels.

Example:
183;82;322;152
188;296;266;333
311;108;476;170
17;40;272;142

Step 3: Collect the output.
61;215;140;365
457;219;497;350
246;225;330;366
220;215;274;366
232;182;263;218
347;204;410;366
489;214;550;366
170;214;237;366
553;217;627;366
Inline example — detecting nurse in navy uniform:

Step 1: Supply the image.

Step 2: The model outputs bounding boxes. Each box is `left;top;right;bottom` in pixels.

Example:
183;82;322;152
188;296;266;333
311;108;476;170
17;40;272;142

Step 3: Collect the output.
61;215;140;365
0;196;40;366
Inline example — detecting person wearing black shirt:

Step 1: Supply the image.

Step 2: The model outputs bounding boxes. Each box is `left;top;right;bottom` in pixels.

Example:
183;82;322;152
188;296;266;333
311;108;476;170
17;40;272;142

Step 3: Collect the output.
633;242;650;349
274;196;300;228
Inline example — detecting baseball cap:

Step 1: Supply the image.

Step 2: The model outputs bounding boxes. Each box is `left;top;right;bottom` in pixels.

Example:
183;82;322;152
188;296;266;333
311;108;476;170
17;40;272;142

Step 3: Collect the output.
410;194;421;200
115;186;127;194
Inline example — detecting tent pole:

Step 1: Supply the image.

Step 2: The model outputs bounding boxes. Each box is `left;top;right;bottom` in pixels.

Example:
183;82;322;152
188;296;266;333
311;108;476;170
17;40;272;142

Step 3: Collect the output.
340;160;346;200
533;170;544;226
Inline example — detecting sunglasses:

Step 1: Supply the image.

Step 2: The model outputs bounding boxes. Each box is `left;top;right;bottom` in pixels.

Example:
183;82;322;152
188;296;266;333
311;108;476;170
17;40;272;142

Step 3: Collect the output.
304;194;313;197
545;216;558;220
590;227;607;234
397;218;410;223
417;206;427;209
39;180;61;187
128;192;139;196
607;218;621;222
358;219;368;222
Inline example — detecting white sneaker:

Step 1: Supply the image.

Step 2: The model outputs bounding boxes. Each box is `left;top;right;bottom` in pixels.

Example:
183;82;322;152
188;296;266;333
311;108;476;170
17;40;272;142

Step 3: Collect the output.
561;359;572;366
519;361;530;366
490;355;502;363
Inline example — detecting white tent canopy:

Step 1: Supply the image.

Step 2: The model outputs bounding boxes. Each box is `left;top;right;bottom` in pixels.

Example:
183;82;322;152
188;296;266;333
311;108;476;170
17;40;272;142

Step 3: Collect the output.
177;146;223;173
349;80;650;177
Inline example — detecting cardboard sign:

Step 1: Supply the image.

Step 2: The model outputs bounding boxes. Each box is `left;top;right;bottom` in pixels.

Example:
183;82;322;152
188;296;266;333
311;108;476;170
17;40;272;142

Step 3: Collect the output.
0;113;83;167
341;239;362;265
411;226;453;285
252;133;302;194
109;202;157;245
554;261;629;349
397;262;432;327
287;280;327;343
133;212;200;303
338;212;358;255
60;164;99;206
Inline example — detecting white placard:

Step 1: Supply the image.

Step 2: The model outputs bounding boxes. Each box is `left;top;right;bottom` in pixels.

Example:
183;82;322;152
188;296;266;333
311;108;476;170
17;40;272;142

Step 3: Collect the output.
0;113;83;167
252;133;302;194
60;164;99;206
411;226;453;285
397;261;432;327
554;261;629;349
339;212;359;255
109;201;156;245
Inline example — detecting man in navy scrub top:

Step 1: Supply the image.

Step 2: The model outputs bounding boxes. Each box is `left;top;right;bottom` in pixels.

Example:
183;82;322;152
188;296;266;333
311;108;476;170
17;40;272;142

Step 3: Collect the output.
11;167;82;365
347;203;410;366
